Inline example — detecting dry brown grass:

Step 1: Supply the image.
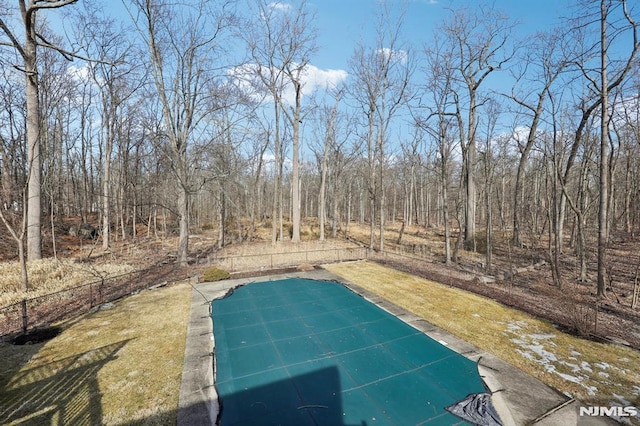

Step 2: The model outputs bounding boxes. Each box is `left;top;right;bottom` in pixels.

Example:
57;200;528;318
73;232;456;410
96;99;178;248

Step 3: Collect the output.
324;261;640;412
219;238;357;257
0;281;192;425
0;259;136;307
345;221;486;263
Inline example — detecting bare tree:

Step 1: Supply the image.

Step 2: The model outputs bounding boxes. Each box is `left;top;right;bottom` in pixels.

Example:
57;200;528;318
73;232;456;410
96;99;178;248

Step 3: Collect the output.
439;4;515;250
314;91;342;241
478;99;505;271
0;0;79;261
129;0;234;265
507;29;567;247
418;32;459;264
595;0;639;297
348;1;413;251
72;6;143;251
276;2;316;243
563;0;639;296
311;87;357;241
242;0;317;244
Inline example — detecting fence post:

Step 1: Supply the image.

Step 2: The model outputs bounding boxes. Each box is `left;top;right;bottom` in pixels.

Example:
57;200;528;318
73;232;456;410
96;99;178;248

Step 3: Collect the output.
21;299;27;333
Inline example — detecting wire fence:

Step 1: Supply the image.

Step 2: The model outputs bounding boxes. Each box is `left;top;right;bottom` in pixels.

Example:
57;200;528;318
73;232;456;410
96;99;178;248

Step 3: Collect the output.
0;246;437;341
0;269;162;340
205;246;370;272
0;247;370;340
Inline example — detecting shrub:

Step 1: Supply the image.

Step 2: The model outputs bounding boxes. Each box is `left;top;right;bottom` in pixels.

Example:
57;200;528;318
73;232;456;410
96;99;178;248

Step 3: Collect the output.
201;267;230;282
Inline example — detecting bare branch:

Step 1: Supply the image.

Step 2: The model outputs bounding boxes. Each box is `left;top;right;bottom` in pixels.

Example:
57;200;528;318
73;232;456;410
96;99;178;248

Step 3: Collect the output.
0;17;27;59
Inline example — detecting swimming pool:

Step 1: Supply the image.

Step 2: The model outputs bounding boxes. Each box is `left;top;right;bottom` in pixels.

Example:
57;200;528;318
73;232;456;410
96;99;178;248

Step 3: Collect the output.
211;278;496;425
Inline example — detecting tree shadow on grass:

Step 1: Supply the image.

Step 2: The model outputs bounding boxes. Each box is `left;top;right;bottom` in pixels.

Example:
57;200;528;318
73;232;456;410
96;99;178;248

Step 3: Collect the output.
0;339;131;425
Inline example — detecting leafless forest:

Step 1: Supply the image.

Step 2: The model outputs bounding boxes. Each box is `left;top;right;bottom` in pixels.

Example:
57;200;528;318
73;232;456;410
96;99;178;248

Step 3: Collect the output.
1;0;640;326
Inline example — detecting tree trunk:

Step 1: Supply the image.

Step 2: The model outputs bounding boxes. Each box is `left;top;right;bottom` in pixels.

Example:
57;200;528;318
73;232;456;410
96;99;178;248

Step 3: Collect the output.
177;183;189;266
102;131;112;251
291;82;302;243
319;150;327;241
442;162;451;265
464;116;477;250
485;177;493;270
218;188;225;249
25;26;41;261
597;0;609;298
271;103;281;245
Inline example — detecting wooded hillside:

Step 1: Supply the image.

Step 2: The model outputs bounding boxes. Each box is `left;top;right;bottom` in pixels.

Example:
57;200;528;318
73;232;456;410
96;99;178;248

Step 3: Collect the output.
1;0;639;304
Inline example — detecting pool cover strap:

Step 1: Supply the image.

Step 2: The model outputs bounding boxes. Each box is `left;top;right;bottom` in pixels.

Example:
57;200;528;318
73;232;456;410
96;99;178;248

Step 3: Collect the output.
445;392;503;426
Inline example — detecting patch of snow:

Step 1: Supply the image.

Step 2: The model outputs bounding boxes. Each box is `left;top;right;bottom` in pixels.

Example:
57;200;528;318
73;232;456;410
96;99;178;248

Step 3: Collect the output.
556;372;583;384
506;320;529;332
472;313;480;317
504;322;632;400
584;385;597;396
528;344;558;363
613;393;632;406
516;349;536;362
530;333;555;340
618;357;630;362
562;362;580;373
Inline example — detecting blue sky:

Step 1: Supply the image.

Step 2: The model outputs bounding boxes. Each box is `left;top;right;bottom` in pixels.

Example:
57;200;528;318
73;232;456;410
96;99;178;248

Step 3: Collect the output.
308;0;568;71
49;1;570;77
45;0;574;145
45;1;571;86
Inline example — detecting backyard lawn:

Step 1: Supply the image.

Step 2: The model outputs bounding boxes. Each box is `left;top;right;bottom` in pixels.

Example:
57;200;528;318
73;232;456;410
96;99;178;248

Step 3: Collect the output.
324;261;640;412
0;281;192;425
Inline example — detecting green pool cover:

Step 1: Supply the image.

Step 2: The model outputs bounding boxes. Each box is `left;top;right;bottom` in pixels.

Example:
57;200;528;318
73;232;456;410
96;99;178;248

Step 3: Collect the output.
212;278;493;425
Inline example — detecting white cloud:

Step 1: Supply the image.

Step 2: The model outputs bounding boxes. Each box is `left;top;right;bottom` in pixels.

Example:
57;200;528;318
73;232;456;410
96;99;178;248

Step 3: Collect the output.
280;64;347;105
227;62;348;106
376;47;408;65
268;2;292;12
226;63;267;102
300;64;348;94
67;64;92;83
511;126;531;143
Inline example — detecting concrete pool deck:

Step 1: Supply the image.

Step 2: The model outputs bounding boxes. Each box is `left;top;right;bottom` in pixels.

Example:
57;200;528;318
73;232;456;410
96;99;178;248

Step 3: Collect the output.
177;268;617;425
